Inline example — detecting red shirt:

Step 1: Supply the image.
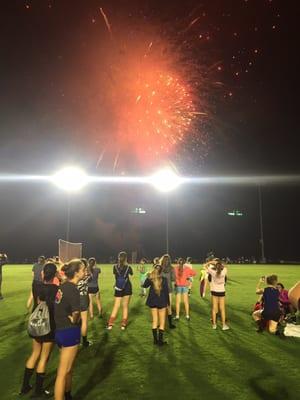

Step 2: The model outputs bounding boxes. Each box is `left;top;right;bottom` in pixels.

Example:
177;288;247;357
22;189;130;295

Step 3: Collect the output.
174;265;196;287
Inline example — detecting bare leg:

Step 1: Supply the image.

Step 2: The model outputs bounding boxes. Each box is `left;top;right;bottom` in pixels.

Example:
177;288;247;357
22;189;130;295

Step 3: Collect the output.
88;294;94;319
36;342;53;373
121;295;131;326
151;308;158;329
26;340;42;369
219;297;227;326
158;308;166;330
110;297;121;319
183;293;190;317
95;293;102;315
80;311;88;337
211;296;218;326
175;293;181;317
54;345;78;400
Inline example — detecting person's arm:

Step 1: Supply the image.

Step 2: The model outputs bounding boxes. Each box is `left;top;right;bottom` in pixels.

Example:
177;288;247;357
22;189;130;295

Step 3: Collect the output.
256;278;265;295
69;311;81;324
129;266;133;276
68;286;81;324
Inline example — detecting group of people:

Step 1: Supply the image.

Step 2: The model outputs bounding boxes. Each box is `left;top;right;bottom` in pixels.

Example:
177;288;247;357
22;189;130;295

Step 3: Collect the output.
0;250;294;400
18;252;232;399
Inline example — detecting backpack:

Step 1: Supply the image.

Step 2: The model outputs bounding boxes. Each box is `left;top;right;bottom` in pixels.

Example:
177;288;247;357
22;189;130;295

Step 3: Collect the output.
28;302;51;337
115;265;130;291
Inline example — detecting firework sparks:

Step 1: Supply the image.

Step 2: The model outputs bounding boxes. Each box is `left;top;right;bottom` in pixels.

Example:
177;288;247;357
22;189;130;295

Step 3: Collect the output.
100;7;112;37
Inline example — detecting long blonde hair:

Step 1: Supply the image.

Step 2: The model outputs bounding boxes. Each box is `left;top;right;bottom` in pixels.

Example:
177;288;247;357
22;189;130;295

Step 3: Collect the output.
150;265;163;295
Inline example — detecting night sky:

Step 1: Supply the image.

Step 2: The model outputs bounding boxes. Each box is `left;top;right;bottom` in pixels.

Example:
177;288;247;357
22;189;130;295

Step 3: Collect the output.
0;0;299;262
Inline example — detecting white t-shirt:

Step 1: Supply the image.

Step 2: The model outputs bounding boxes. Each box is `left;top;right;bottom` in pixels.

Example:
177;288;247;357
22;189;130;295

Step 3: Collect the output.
208;266;227;293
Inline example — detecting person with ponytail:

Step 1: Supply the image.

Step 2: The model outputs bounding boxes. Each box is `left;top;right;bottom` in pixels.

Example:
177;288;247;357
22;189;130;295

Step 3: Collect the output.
54;259;85;400
107;251;133;330
204;259;230;331
174;258;196;321
143;264;169;346
159;254;176;329
77;258;92;347
87;257;102;319
20;262;58;397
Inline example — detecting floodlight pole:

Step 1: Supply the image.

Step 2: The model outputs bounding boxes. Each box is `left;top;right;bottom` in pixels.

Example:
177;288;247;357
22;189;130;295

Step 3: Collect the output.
66;194;71;243
258;186;266;263
166;195;169;254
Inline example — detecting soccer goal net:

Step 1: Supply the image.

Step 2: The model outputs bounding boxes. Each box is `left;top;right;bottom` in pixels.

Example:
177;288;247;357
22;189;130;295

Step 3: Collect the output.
58;239;83;263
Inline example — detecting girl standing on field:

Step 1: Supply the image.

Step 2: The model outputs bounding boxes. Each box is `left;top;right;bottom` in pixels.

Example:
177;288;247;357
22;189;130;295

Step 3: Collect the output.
107;252;133;331
204;259;230;331
20;262;58;397
54;259;85;400
143;264;169;345
87;258;102;319
174;258;196;321
159;254;176;329
77;258;92;347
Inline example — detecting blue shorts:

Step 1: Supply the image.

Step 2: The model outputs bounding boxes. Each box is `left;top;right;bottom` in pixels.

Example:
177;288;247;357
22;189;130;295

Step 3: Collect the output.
176;286;189;294
55;327;81;348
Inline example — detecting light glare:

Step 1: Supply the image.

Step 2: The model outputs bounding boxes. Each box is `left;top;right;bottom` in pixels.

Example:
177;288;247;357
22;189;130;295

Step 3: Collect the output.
150;168;182;192
51;167;88;192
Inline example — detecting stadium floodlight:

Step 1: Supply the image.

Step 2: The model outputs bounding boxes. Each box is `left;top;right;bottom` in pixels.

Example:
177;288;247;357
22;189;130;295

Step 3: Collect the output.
150;168;182;193
51;167;88;192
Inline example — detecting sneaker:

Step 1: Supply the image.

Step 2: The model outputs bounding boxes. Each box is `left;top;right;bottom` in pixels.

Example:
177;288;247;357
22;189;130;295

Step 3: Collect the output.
107;325;113;330
19;385;32;396
121;326;126;331
174;316;179;321
212;324;217;330
222;325;230;331
186;316;190;321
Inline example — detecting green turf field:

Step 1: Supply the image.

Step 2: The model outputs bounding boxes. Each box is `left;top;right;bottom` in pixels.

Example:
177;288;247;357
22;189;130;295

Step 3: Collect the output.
0;264;299;400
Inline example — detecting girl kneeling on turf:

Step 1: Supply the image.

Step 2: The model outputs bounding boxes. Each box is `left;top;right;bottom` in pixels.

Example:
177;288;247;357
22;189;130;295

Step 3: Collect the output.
205;259;230;331
107;252;133;330
143;264;169;345
54;259;85;400
252;275;281;333
174;258;196;321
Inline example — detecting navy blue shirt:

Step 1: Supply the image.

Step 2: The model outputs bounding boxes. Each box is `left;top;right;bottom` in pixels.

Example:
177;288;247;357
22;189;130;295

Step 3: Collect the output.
143;276;170;309
263;287;280;314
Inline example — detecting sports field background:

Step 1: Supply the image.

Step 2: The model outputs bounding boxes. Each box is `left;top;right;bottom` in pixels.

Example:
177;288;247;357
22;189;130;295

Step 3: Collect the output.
0;264;299;400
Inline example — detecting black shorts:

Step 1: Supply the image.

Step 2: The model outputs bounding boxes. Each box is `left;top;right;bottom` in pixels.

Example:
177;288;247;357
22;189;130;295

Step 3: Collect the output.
114;283;132;298
30;331;55;343
88;287;99;295
262;310;281;322
80;295;90;312
211;291;226;297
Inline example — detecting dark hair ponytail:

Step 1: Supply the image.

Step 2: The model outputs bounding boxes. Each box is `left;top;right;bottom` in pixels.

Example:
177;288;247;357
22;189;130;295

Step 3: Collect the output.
62;259;83;279
43;263;57;282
